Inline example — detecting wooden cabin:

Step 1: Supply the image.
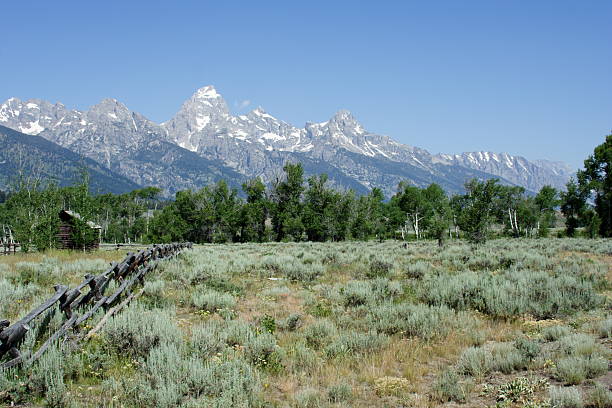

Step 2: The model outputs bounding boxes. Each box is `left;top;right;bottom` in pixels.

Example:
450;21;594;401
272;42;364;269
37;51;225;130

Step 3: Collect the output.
57;210;102;250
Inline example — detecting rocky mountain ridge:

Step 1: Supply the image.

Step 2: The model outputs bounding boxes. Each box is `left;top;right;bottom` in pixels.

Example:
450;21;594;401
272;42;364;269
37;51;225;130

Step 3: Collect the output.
0;86;574;195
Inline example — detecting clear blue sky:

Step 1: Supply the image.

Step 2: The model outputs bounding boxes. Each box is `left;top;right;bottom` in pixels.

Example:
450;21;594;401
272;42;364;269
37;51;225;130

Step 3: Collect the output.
2;1;610;169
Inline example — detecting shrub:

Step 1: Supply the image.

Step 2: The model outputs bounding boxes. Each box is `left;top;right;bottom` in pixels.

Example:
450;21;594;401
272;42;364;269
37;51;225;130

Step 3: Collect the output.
279;313;301;331
422;270;603;319
0;367;29;405
191;320;256;357
243;331;282;371
405;261;431;279
327;383;352;403
143;279;165;298
369;303;457;341
325;331;388;357
554;354;607;385
598;317;612;338
303;319;337;349
30;343;68;408
588;383;612;408
103;304;181;357
549;386;583;408
367;259;392;278
456;347;491;377
264;257;325;282
0;279;38;317
294;388;323;408
14;260;59;286
490;343;526;374
112;338;261;408
514;337;541;361
190;288;236;313
584;356;608;379
555;357;587;385
287;344;320;374
341;281;372;307
370;278;402;300
542;325;571;342
557;333;597;357
431;369;471;403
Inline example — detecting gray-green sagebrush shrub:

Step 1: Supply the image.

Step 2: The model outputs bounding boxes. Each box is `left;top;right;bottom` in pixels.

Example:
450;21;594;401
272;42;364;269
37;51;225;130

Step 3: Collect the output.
598;317;612;338
327;383;353;403
542;325;571;342
589;383;612;408
557;333;598;357
324;331;388;358
110;342;261;408
456;343;527;377
191;320;253;357
103;304;182;358
368;303;458;341
0;279;39;317
422;270;603;319
456;346;491;377
554;356;608;385
294;387;323;408
405;260;432;279
338;278;402;308
513;337;541;361
0;367;28;405
30;344;69;408
431;369;471;403
549;386;583;408
367;259;392;278
190;288;236;313
262;256;324;282
303;319;338;349
191;319;282;370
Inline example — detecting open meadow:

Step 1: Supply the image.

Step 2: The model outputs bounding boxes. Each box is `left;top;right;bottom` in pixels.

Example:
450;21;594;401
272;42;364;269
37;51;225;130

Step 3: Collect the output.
1;238;611;407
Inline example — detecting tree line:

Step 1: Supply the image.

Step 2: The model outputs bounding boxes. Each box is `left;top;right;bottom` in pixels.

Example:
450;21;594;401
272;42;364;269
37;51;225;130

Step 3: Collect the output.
1;134;609;249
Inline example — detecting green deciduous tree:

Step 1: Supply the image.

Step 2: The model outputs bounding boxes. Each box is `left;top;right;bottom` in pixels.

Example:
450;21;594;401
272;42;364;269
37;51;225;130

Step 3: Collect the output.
271;163;305;241
560;178;587;237
238;178;269;242
534;185;559;237
577;134;612;237
456;179;500;244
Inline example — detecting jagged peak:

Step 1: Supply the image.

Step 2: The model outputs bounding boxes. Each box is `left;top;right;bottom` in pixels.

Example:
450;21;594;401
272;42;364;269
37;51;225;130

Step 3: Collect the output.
2;97;22;106
192;85;221;100
88;98;133;121
248;106;279;121
332;109;353;119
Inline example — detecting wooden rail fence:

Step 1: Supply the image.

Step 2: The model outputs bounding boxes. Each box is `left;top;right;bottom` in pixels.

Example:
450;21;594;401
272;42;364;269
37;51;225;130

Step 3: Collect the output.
0;242;192;369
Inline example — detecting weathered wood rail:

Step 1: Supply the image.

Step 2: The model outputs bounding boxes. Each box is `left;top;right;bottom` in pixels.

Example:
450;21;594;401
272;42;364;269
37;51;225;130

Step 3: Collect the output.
0;242;192;369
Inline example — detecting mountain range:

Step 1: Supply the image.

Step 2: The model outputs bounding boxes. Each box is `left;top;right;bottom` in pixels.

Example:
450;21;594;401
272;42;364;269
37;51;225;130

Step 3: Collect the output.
0;86;574;196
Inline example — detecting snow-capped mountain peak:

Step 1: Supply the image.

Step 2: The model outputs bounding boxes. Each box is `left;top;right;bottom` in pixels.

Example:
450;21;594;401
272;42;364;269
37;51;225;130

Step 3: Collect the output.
0;86;574;195
193;85;221;100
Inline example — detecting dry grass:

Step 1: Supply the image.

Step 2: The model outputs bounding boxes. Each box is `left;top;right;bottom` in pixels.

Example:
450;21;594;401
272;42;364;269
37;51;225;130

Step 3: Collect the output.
1;239;610;407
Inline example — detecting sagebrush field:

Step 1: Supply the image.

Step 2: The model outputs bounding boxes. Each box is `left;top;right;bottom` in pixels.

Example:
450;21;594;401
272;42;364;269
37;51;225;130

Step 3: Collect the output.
1;238;611;407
